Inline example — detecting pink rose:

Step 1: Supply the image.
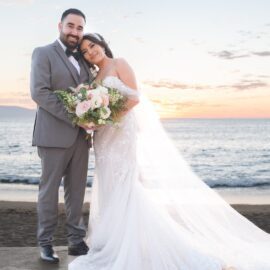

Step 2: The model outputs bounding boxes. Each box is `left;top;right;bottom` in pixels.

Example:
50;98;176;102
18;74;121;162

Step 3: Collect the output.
75;100;92;117
87;91;93;99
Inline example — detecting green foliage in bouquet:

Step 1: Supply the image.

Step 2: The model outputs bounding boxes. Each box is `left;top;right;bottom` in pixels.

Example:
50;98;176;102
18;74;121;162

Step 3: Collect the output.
108;88;127;121
54;83;127;127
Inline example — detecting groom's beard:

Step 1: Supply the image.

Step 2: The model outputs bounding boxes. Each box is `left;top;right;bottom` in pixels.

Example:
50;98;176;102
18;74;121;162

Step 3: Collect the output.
59;33;80;50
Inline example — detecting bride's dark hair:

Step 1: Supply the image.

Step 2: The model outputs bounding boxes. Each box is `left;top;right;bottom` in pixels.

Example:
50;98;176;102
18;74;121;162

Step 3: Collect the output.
81;33;113;58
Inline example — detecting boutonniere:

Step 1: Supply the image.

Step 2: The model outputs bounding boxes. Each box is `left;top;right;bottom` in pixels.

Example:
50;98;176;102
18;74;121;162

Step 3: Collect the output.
90;67;98;78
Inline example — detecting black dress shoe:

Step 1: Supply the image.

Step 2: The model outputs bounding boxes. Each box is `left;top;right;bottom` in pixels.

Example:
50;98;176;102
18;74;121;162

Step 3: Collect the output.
40;245;59;263
68;241;89;256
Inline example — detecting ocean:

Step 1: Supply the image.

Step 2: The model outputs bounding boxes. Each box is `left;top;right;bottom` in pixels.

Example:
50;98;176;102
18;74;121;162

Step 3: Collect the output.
0;117;269;189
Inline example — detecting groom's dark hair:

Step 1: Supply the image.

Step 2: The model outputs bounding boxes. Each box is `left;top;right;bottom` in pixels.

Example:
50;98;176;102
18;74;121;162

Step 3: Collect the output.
61;8;86;22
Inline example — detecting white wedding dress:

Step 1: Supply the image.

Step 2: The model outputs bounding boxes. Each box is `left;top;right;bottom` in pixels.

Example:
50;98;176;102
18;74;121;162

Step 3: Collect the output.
69;76;270;270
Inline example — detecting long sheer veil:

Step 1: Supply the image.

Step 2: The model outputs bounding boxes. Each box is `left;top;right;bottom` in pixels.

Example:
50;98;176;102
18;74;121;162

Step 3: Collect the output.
134;93;270;269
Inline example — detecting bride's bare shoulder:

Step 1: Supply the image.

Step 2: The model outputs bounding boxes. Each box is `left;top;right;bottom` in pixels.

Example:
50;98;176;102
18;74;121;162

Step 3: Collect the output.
113;58;134;75
114;57;128;63
113;58;137;89
113;58;131;69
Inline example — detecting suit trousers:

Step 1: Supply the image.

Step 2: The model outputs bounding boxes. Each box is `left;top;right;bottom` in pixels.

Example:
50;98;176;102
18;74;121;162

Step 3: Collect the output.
37;128;89;247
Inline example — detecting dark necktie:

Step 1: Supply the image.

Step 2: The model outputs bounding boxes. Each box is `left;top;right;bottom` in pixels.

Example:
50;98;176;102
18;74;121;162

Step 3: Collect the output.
66;49;81;61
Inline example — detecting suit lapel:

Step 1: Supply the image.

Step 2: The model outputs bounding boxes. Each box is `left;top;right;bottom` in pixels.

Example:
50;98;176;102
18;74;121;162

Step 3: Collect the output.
79;58;95;84
53;41;80;85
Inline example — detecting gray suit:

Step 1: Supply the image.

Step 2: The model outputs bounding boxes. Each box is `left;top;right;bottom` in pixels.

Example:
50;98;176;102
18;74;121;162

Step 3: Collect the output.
30;40;94;247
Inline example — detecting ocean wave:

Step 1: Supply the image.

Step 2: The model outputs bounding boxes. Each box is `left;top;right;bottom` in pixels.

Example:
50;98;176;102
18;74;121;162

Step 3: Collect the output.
0;177;93;187
0;177;40;185
1;177;270;189
207;180;270;188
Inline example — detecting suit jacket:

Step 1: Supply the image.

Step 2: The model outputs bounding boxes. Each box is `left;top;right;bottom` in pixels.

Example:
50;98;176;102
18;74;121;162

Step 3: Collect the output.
30;40;94;148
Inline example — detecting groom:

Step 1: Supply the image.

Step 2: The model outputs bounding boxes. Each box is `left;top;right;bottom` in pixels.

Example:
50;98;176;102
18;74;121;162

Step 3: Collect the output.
30;8;94;263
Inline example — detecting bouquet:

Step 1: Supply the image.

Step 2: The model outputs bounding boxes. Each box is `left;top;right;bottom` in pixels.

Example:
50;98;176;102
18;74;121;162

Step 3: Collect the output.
55;82;127;132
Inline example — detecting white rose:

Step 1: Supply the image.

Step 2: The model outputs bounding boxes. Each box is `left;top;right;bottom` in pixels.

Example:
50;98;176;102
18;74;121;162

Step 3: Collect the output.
89;94;103;109
100;107;111;119
89;89;98;96
95;85;108;94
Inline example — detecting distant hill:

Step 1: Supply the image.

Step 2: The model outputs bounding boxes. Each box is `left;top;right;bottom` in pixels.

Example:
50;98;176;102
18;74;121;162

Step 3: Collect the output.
0;106;36;118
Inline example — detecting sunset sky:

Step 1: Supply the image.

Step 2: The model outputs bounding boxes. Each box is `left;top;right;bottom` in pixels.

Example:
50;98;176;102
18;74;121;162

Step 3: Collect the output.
0;0;269;118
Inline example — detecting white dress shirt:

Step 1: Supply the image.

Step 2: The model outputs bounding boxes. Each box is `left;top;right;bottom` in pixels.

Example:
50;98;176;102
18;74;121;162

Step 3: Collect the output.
57;38;80;74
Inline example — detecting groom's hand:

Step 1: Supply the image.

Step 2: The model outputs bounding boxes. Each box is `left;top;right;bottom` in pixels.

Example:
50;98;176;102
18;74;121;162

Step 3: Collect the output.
77;123;97;132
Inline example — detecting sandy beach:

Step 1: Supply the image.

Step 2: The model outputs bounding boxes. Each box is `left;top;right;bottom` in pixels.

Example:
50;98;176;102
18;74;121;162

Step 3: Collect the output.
0;188;270;247
0;183;270;247
0;201;270;247
0;201;90;247
0;184;270;270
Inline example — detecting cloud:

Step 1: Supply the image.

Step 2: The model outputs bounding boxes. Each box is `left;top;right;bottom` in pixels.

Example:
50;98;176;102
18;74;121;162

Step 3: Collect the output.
210;26;270;61
210;49;270;60
190;39;205;46
238;30;253;36
242;73;270;79
121;11;143;20
143;80;210;90
209;50;250;60
238;29;269;40
252;51;270;56
231;80;268;90
218;79;268;91
144;80;188;89
144;76;269;92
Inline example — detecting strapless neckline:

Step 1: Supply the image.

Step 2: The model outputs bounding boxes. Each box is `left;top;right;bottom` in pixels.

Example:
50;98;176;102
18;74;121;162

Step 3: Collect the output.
94;75;120;84
102;75;123;85
101;76;139;95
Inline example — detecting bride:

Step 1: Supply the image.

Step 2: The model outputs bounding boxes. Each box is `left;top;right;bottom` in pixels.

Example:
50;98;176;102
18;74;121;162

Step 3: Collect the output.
69;33;270;270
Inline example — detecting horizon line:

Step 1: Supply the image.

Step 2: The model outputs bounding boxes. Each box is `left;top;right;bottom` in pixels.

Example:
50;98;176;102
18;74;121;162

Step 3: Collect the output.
1;105;270;120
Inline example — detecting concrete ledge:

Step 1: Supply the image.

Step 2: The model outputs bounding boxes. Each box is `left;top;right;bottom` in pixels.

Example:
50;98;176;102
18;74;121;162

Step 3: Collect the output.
0;246;71;270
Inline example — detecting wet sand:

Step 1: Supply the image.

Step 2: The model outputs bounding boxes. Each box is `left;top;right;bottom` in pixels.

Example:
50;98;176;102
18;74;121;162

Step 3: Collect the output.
0;201;269;247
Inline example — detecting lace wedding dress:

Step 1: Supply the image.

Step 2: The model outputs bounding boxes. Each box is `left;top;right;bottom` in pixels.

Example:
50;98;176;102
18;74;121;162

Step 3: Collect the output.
69;76;270;270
